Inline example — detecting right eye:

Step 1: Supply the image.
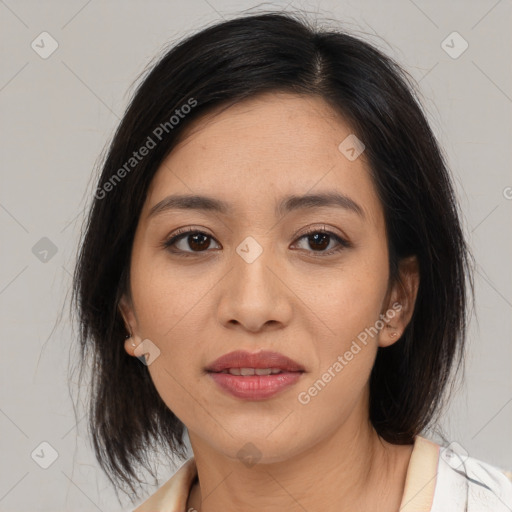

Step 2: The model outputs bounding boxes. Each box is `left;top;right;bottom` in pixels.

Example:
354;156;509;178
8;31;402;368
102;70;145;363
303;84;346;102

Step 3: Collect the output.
162;228;221;256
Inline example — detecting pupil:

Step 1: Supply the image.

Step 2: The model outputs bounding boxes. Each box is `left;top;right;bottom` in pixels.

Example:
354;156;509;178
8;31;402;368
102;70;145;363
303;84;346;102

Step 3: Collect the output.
309;233;329;251
189;233;209;251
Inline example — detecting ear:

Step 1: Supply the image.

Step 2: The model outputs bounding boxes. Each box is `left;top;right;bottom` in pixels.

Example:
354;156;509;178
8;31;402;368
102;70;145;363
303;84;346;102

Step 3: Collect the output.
118;294;143;356
378;255;420;348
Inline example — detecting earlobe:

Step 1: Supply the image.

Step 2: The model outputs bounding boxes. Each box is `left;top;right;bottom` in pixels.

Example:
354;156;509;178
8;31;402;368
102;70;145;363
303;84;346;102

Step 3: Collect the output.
124;335;140;356
379;307;403;347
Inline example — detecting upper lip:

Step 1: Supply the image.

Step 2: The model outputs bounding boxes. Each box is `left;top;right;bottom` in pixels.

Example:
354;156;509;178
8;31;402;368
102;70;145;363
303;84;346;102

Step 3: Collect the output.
205;350;305;373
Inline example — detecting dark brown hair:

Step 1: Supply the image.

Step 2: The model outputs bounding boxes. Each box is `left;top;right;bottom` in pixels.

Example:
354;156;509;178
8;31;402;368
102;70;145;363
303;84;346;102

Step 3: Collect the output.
71;11;474;503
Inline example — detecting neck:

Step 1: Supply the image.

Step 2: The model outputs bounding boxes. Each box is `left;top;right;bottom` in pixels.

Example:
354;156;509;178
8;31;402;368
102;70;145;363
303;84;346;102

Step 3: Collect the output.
187;392;413;512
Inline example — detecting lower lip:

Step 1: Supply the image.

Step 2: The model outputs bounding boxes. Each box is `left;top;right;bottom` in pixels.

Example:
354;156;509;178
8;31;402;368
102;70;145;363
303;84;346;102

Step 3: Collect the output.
208;371;303;400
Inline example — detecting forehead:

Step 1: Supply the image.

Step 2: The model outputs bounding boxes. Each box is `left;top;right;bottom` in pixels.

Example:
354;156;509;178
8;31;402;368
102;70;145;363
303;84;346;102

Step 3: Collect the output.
143;92;382;225
170;92;352;167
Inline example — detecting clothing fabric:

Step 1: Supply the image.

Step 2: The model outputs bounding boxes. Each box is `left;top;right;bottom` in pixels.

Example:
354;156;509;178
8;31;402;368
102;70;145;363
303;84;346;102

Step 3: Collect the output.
132;435;512;511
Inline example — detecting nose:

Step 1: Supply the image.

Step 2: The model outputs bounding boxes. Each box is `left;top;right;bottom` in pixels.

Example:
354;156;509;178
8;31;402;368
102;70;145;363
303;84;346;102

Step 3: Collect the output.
217;237;293;333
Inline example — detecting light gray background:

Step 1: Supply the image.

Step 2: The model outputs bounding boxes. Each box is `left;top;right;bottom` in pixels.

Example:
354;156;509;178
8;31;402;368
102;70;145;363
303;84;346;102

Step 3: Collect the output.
1;0;511;511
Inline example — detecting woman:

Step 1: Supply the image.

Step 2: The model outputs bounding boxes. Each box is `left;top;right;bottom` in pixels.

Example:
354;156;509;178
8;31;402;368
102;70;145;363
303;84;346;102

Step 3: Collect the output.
72;11;512;511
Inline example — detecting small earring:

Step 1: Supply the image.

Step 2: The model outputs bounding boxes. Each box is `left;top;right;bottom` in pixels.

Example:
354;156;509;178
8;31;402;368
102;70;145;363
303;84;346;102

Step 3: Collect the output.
390;332;398;338
126;334;136;347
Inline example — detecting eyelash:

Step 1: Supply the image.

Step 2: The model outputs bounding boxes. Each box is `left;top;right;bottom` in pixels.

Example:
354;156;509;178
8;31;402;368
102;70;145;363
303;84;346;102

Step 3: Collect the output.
161;226;351;258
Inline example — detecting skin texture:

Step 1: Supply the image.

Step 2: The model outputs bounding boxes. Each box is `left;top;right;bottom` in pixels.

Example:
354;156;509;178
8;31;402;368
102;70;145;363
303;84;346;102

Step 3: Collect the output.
119;92;420;512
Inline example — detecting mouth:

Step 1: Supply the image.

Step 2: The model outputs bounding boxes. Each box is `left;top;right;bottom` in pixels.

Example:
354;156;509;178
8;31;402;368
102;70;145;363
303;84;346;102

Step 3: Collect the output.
204;350;305;400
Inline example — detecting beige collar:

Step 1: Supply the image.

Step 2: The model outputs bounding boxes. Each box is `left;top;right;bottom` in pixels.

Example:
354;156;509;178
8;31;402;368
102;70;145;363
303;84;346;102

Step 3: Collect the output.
399;435;439;511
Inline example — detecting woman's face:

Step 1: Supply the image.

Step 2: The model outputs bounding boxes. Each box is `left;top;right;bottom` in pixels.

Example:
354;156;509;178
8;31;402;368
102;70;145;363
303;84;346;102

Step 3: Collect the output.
120;92;417;463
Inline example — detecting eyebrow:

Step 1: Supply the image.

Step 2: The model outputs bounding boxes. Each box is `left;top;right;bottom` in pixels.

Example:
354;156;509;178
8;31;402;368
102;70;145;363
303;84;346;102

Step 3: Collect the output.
148;191;365;220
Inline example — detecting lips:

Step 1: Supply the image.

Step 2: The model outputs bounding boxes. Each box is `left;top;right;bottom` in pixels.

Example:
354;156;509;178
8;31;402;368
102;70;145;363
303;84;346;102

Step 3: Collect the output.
205;350;305;374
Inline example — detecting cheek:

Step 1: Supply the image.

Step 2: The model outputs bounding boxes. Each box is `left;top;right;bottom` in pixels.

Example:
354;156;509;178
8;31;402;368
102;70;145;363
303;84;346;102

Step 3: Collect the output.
130;242;216;341
306;256;389;348
309;282;381;392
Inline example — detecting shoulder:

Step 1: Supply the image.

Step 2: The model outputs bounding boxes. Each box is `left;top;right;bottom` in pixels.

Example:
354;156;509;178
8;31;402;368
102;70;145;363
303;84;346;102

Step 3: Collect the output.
431;442;512;511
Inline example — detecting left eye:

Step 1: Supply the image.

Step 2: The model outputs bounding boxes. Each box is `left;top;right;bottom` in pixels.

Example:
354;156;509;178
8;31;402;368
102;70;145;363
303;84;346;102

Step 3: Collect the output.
162;228;350;256
163;230;221;253
293;229;350;255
